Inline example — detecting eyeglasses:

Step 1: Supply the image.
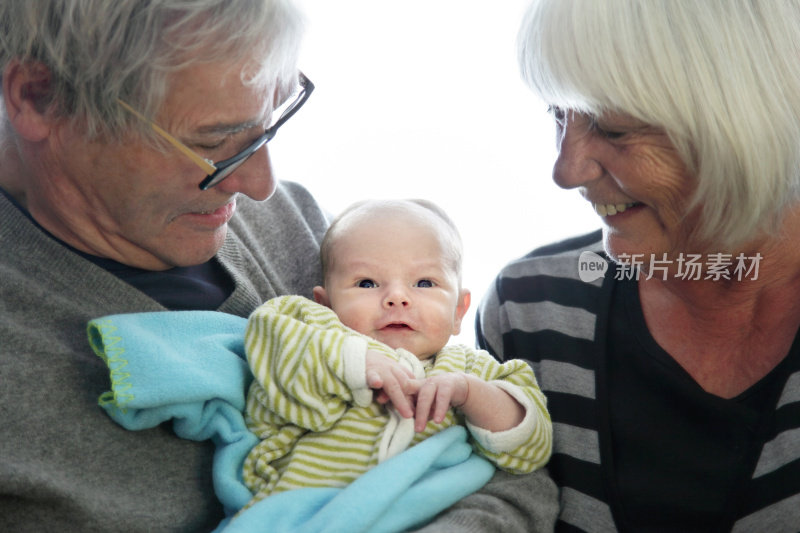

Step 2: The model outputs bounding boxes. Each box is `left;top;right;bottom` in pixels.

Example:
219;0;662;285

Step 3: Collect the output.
118;72;314;190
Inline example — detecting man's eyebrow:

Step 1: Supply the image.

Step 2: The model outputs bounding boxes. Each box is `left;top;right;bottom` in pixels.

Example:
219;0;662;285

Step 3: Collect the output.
194;120;265;136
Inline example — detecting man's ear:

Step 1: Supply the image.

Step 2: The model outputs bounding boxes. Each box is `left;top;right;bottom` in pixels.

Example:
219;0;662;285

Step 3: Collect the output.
3;59;55;142
451;289;471;335
312;285;330;307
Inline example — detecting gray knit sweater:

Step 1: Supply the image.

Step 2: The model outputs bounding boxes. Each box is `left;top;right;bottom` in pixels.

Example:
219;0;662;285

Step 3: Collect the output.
0;181;328;532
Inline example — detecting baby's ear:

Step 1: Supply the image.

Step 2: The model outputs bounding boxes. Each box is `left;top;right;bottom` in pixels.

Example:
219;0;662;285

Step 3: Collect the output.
312;286;330;307
452;289;471;335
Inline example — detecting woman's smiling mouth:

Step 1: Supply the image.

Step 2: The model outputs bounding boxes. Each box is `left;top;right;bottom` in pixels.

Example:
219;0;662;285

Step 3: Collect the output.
593;202;641;217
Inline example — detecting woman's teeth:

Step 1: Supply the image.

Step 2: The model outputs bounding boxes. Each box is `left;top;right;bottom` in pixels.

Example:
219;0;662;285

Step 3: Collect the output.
594;202;637;216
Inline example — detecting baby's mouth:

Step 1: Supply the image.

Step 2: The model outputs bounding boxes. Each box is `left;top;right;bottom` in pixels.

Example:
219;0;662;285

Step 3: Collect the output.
382;322;412;331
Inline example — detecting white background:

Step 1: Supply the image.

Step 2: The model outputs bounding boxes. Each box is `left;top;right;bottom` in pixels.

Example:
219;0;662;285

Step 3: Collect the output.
271;1;599;345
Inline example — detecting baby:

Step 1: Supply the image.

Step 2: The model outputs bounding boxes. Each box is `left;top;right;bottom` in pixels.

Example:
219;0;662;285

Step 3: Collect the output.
241;199;552;504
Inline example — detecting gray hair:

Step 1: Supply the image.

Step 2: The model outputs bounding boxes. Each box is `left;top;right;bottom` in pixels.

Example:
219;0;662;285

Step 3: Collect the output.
518;0;800;249
320;199;465;285
0;0;305;140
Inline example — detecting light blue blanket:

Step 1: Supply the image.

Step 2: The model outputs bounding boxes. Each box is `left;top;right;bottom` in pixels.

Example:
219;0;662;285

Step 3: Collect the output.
88;311;494;532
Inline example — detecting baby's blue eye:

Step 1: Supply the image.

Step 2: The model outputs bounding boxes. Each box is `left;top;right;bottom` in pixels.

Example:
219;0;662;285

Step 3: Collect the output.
415;279;434;288
358;279;376;288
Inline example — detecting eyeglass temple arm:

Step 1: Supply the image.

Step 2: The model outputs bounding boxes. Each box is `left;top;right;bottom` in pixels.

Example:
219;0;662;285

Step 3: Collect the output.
271;73;314;132
117;99;217;175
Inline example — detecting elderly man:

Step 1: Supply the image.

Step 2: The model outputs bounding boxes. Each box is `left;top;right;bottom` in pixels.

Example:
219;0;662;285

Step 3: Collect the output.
0;1;327;530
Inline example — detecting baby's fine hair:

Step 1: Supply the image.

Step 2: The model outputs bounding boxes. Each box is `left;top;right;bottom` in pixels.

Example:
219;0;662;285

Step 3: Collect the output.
319;199;464;284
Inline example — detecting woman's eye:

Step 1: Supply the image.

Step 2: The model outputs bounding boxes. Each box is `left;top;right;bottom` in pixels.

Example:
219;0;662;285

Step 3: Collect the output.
591;118;626;140
596;127;626;140
547;105;566;126
415;279;434;288
357;279;376;288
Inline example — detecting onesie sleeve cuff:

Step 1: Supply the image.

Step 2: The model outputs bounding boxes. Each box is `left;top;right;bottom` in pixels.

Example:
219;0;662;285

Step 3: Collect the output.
466;380;538;453
342;335;371;406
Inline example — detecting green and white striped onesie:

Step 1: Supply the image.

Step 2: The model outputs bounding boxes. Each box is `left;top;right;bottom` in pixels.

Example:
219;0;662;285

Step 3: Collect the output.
241;295;552;505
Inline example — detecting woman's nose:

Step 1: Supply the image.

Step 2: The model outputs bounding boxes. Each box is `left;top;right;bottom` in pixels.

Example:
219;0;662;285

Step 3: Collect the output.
551;112;603;190
215;145;276;201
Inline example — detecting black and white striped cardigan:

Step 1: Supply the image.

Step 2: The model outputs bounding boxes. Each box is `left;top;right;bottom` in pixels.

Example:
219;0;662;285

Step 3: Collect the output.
476;230;800;532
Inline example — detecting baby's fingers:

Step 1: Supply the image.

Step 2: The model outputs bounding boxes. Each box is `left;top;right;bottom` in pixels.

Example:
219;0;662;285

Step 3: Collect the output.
382;372;415;419
414;380;437;432
366;370;383;390
374;390;390;404
430;380;454;423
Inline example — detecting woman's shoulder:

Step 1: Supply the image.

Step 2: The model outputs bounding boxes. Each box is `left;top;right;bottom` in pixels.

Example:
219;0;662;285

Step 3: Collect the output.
522;228;603;259
497;228;604;281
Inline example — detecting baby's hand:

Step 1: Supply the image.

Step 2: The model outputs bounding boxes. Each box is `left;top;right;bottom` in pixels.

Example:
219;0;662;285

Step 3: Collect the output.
407;373;469;432
365;350;416;418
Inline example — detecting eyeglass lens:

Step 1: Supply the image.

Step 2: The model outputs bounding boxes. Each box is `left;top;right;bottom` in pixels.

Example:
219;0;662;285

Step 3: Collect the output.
198;76;310;190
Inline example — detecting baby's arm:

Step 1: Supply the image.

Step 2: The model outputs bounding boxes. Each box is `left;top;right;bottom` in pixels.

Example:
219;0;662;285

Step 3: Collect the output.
246;295;376;431
412;346;553;473
410;373;525;433
365;352;527;433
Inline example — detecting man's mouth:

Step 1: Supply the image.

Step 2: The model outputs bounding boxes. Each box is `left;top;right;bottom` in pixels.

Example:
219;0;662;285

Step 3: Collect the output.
195;201;235;216
179;198;237;227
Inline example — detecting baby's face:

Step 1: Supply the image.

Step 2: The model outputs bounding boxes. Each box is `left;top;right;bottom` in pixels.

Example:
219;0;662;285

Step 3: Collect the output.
315;212;469;359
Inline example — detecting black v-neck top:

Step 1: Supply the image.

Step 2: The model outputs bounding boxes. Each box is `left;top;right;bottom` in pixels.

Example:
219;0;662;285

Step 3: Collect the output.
606;277;795;532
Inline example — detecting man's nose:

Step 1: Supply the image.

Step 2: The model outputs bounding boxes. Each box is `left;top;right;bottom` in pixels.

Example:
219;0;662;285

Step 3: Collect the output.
215;145;276;201
551;112;603;190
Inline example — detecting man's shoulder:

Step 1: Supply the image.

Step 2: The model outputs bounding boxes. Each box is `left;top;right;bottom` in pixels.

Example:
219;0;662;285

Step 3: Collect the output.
229;180;329;252
235;180;329;228
222;181;329;301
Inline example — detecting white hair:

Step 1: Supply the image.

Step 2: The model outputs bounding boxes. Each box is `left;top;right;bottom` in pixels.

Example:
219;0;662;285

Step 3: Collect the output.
518;0;800;249
0;0;305;140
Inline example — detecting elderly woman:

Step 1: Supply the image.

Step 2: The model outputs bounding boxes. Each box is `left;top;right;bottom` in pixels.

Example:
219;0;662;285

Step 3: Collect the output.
477;0;800;531
0;1;329;530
